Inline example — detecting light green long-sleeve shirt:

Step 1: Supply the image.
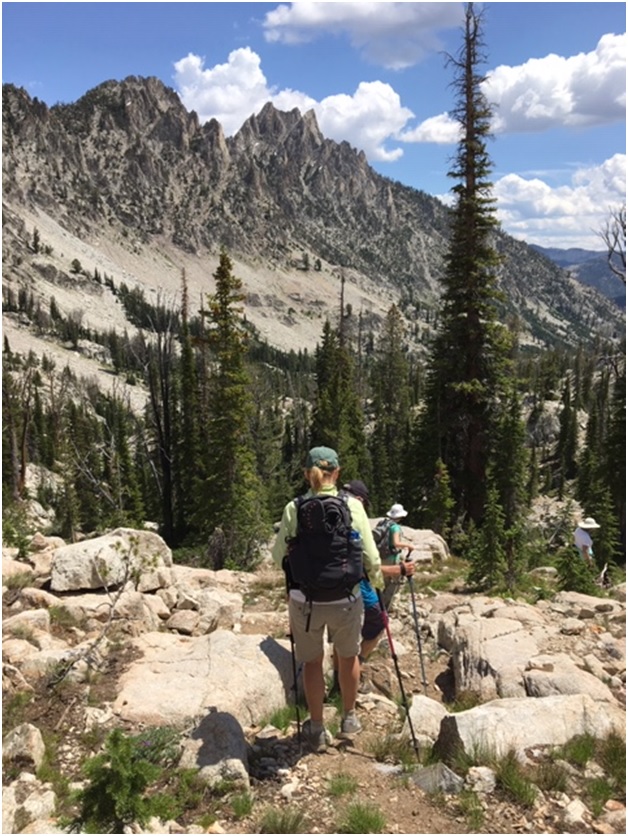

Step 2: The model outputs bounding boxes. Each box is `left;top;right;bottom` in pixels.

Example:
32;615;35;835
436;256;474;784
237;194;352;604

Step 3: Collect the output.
271;483;384;591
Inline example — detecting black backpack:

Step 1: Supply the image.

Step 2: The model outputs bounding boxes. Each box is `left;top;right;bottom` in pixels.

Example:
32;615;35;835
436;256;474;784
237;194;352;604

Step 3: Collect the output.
284;493;364;604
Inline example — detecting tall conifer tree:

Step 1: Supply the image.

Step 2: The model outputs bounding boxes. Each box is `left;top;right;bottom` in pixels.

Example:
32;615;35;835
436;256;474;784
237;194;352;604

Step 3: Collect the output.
409;3;512;527
310;319;369;483
369;305;411;514
174;269;202;542
200;249;268;569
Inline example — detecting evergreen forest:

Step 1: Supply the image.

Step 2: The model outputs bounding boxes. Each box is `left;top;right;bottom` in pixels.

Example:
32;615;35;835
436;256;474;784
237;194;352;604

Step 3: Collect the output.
2;5;625;595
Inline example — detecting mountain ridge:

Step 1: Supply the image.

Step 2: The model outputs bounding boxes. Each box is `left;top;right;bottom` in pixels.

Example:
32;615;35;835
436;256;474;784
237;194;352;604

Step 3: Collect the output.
530;244;625;309
2;76;624;357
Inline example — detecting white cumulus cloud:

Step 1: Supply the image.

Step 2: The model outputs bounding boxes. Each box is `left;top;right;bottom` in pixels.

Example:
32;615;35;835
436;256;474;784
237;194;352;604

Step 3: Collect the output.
262;1;463;69
173;48;413;162
486;33;626;134
492;154;626;249
402;33;626;144
173;48;271;135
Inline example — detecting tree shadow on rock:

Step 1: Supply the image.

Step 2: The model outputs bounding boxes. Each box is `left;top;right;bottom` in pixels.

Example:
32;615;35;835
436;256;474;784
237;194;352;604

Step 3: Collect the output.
181;708;249;786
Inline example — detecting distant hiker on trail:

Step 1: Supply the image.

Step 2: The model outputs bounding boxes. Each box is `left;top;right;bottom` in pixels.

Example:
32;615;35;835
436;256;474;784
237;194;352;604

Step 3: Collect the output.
375;502;416;611
272;447;384;753
328;483;416;697
574;516;600;567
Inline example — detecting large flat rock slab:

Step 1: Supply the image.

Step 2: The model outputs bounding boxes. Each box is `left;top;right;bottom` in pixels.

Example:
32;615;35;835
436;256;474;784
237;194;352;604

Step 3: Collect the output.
113;629;293;727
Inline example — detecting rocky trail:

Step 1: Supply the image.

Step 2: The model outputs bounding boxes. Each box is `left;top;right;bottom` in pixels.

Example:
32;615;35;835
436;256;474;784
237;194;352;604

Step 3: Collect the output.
2;527;626;834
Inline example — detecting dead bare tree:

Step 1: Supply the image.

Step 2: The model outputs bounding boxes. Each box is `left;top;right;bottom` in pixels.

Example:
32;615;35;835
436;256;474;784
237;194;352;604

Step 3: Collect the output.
599;205;626;284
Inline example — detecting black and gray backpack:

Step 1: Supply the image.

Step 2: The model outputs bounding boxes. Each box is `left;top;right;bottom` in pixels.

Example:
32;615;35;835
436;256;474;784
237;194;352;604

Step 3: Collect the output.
284;492;364;605
372;517;395;562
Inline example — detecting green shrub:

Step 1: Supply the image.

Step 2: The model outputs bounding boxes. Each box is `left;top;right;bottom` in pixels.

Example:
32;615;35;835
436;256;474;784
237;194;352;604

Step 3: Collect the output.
2;503;32;558
72;727;180;833
167;768;212;817
448;690;482;713
129;726;181;765
555;547;599;595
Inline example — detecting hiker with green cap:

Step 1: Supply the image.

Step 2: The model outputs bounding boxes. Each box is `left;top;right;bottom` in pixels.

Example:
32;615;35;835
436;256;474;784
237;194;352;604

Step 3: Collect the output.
272;446;384;753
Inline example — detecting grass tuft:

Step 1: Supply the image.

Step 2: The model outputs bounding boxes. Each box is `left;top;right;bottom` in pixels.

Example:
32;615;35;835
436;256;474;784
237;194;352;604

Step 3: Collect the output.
533;760;568;794
3;571;34;590
336;801;386;833
257;806;306;833
494;750;537;808
555;733;597;767
327;772;358;797
456;789;485;831
367;729;420;771
230;791;254;819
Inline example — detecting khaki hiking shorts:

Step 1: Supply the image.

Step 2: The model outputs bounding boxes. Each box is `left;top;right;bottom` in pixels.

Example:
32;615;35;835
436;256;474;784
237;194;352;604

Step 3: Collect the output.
288;596;363;663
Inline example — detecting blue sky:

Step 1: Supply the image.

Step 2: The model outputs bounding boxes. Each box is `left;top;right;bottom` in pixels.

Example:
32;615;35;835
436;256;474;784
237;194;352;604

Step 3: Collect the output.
2;1;626;250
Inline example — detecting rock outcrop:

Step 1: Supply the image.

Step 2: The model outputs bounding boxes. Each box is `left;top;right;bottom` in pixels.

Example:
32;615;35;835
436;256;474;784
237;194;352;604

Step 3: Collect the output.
2;527;626;834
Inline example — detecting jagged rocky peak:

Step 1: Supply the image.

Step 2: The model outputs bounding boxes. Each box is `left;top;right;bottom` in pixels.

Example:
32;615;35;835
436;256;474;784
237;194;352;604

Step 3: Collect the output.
200;118;230;167
232;102;324;157
55;75;201;149
2;84;52;142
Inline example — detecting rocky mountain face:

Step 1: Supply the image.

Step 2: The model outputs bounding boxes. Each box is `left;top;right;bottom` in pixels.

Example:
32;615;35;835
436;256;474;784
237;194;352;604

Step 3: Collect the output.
2;76;624;356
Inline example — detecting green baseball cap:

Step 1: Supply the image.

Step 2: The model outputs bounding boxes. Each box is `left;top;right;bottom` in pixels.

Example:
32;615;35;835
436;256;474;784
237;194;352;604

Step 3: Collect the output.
306;446;339;470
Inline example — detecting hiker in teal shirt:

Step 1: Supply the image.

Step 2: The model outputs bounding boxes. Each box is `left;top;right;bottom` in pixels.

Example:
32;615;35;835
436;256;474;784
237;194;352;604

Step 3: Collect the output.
380;503;415;610
272;447;383;753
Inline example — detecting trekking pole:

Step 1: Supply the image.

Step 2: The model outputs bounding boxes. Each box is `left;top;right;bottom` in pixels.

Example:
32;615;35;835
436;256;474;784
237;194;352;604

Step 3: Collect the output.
406;573;428;695
288;630;302;747
376;589;421;762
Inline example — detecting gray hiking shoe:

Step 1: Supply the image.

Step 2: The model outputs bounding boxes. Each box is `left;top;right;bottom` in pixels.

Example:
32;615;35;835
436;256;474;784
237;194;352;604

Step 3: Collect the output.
302;719;328;753
339;711;362;737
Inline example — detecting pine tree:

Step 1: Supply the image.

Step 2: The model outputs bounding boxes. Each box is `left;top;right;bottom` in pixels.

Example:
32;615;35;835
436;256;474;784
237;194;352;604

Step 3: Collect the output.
144;322;177;544
424;458;455;539
310;319;369;483
369;305;411;514
492;384;529;531
604;372;625;555
409;3;512;527
200;249;269;569
557;379;578;493
466;481;506;589
311;321;341;449
173;270;202;542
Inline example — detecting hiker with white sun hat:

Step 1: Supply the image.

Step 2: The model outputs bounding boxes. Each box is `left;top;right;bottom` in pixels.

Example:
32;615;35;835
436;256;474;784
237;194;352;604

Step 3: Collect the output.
573;516;601;567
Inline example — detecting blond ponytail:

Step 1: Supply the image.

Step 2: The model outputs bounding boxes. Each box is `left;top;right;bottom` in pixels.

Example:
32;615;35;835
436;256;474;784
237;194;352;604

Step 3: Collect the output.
305;465;338;493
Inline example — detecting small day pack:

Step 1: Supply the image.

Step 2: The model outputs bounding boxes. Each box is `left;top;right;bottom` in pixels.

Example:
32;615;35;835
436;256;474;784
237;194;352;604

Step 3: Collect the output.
372;517;395;562
284;492;364;604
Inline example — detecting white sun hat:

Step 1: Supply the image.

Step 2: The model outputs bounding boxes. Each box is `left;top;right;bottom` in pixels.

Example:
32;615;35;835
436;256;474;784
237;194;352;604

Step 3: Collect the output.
577;517;600;530
387;503;408;520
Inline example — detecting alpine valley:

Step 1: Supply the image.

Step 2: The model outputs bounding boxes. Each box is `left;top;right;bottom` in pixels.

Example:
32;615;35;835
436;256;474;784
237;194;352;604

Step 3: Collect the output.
2;76;624;378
